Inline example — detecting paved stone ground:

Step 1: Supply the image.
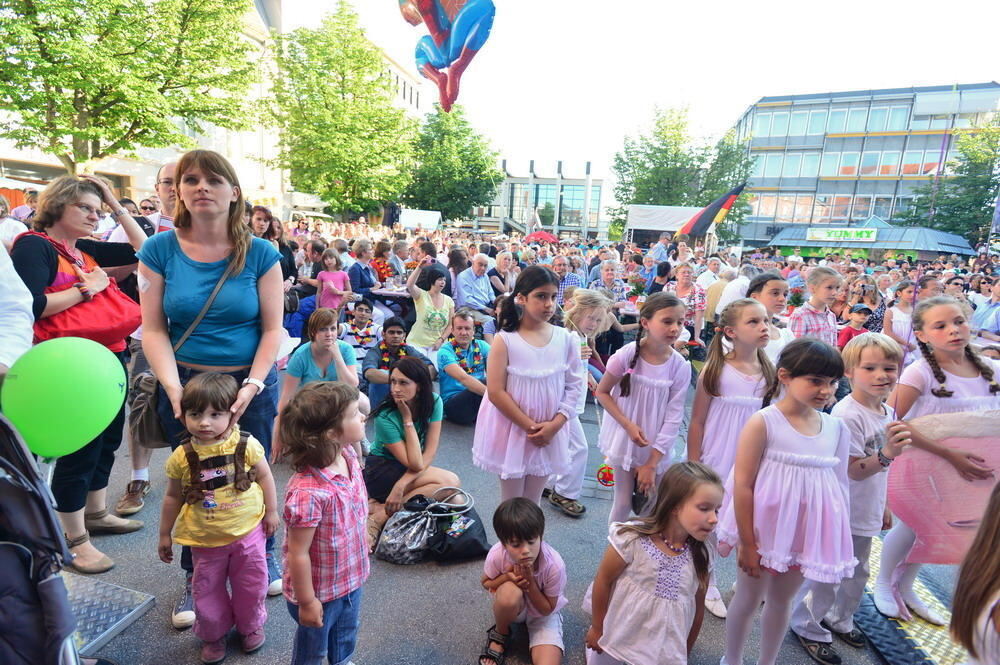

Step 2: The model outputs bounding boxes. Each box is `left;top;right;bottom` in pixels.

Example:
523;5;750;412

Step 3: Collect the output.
79;400;940;665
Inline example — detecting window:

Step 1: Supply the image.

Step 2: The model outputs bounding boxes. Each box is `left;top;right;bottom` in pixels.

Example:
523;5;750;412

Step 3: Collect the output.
813;195;832;222
910;115;931;130
752;154;766;177
831;195;852;220
879;151;901;175
888;107;909;131
794;194;814;223
800;153;821;178
589;186;602;225
559;185;585;226
782;153;802;178
535;183;557;210
819;152;840;177
929;115;949;130
771;112;789;137
775;195;795;222
846;108;867;132
746;193;760;216
789;111;809;136
892;196;913;218
758;194;777;218
867;108;888;132
852;195;872;220
873;196;893;218
752;113;771;137
860;151;880;175
808;110;828;135
764;153;783;178
839;152;860;176
827;109;847;133
921;150;941;175
902;150;923;175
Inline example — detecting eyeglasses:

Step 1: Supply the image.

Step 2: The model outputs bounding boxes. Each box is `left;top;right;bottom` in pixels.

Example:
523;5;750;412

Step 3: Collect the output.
140;205;157;211
156;179;175;187
73;203;100;217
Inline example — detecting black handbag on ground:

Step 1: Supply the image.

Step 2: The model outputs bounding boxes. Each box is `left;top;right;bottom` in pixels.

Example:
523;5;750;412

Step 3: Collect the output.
375;487;486;565
426;493;490;563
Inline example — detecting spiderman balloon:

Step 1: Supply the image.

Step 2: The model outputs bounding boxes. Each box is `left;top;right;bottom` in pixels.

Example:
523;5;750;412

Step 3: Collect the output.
398;0;495;112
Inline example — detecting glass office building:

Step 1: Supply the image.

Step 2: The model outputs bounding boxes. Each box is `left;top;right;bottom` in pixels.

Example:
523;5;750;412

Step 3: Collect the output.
732;82;1000;245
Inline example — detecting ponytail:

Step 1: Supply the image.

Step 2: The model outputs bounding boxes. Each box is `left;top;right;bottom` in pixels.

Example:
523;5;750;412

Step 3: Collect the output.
619;330;643;398
701;325;728;397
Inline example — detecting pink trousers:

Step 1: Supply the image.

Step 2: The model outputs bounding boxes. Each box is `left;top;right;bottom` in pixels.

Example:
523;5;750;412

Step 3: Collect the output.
191;523;268;642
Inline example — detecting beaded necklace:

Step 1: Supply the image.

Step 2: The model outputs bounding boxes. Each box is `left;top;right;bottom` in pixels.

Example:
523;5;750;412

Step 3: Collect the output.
451;339;483;374
378;341;407;369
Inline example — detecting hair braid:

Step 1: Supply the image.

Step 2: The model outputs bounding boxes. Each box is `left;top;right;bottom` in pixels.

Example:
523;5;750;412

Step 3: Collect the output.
965;345;1000;394
619;330;643;398
761;373;782;407
918;340;953;397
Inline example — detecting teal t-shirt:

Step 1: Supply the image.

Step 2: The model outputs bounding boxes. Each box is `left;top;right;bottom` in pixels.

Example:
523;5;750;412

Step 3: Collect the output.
137;232;280;366
370;394;444;459
436;340;490;402
286;341;357;385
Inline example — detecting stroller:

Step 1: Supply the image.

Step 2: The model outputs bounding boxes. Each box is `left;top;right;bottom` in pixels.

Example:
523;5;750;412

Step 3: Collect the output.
0;414;81;665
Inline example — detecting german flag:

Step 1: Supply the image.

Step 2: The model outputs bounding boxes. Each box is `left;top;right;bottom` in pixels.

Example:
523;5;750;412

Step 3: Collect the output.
675;183;746;238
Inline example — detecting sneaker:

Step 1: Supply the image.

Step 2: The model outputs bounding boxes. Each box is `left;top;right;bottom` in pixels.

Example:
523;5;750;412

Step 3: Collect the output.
902;591;946;625
200;637;227;664
172;574;196;629
241;628;266;653
795;633;842;665
115;480;151;516
822;621;867;649
704;584;728;619
266;552;282;596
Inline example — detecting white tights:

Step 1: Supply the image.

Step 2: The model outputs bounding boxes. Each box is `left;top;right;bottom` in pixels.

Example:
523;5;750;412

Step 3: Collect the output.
723;568;805;665
499;475;548;505
876;521;919;592
609;468;635;524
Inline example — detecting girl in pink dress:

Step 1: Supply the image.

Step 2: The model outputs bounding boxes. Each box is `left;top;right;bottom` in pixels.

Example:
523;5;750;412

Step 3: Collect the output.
718;338;854;665
317;248;351;311
687;298;773;618
472;266;584;504
595;293;691;524
874;295;1000;625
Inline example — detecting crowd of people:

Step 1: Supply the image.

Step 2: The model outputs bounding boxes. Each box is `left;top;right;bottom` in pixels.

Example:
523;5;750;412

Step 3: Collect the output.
1;149;999;665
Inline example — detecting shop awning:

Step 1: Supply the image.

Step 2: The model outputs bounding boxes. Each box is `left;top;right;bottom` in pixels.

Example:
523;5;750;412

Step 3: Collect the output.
769;217;974;256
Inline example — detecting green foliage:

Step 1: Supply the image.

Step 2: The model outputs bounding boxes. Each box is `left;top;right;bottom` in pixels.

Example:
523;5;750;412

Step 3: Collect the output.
899;116;1000;243
272;1;416;214
537;201;555;227
0;0;256;173
611;108;754;243
403;105;502;221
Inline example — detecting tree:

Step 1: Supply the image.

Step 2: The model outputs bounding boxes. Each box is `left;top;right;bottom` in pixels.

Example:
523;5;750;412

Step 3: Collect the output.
0;0;257;174
403;105;502;221
899;116;1000;243
609;108;754;243
272;1;416;215
537;201;555;227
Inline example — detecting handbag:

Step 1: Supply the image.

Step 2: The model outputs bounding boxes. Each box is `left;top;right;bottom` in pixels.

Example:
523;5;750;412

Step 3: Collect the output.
426;500;490;563
375;487;479;565
284;289;300;314
128;260;239;449
23;232;142;347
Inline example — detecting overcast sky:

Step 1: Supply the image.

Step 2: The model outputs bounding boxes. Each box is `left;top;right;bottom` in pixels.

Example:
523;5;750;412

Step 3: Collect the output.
283;0;1000;183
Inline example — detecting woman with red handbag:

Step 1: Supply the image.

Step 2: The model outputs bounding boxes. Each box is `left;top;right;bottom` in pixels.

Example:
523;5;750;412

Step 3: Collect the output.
10;174;148;574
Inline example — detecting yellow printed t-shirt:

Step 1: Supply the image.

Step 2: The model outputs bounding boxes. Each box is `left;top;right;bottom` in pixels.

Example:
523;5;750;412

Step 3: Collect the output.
165;426;265;548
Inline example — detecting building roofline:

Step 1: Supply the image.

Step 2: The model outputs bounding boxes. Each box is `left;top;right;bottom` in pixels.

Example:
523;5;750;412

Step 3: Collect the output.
753;81;1000;105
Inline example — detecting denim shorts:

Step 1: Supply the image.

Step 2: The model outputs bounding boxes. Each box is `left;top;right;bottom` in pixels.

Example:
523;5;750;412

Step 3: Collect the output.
287;588;362;665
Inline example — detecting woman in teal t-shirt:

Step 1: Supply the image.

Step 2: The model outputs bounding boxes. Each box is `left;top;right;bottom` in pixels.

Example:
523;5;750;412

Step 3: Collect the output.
363;357;462;542
272;308;362;460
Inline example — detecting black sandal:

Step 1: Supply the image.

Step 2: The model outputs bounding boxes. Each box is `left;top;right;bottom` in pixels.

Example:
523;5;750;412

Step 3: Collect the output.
548;491;586;517
796;632;842;665
479;625;508;665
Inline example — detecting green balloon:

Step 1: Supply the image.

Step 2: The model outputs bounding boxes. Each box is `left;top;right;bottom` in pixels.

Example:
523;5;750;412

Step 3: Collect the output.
1;337;126;458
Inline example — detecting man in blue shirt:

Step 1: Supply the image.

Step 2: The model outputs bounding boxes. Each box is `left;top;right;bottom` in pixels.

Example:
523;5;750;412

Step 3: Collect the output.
648;232;672;264
455;253;494;324
437;311;490;425
972;277;1000;342
552;255;581;305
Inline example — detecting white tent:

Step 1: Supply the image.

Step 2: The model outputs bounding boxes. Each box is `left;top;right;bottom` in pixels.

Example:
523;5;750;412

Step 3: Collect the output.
625;204;702;234
399;208;441;230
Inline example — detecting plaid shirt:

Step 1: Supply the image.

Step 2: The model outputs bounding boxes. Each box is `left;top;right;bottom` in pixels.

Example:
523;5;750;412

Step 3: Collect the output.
556;272;582;304
789;300;838;347
282;445;369;604
590;278;629;303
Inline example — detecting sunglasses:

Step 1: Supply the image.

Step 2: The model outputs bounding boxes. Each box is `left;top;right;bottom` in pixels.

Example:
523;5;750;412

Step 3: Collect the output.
140;205;156;211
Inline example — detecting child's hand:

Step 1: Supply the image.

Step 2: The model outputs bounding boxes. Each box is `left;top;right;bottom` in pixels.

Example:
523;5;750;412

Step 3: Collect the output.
580;344;592;360
158;535;174;564
737;542;762;578
882;508;893;531
263;511;280;537
505;570;527;589
585;625;604;653
635;463;656;494
528;419;562;447
298;598;324;628
885;421;912;458
625;422;649;447
587;375;598;392
946;449;994;482
513;562;535;589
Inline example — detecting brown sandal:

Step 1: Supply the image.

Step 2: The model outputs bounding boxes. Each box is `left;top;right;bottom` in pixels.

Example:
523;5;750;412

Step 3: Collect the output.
66;532;115;574
85;508;143;534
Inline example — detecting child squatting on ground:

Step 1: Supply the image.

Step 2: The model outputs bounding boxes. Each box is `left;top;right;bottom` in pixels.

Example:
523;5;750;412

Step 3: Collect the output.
158;373;280;665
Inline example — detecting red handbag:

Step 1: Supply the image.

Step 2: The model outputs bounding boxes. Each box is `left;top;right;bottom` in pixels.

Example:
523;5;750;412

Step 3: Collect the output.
23;232;142;348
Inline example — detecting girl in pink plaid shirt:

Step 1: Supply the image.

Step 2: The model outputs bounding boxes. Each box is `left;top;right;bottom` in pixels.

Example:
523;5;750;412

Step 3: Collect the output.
279;382;370;665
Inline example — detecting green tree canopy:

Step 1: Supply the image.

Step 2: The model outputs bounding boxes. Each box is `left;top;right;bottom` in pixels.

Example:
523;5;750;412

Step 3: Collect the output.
0;0;257;173
403;105;502;221
899;116;1000;243
271;1;416;215
610;108;754;242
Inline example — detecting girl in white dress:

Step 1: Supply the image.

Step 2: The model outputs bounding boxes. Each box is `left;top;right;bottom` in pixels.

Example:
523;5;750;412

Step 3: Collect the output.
585;461;724;665
746;272;795;362
951;483;1000;665
596;293;691;524
687;298;773;618
883;279;916;367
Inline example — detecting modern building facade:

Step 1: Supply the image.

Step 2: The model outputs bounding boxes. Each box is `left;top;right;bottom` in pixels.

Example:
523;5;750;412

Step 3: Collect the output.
732;81;1000;245
471;160;606;237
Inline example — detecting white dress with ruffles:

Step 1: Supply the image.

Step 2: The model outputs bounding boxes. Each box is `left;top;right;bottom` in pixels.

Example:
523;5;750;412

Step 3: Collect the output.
699;363;766;482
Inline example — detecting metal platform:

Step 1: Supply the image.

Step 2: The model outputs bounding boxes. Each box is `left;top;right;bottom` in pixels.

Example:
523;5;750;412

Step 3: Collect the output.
64;572;155;656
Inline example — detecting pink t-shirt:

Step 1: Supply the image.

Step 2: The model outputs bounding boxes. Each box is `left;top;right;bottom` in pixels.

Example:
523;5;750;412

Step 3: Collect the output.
317;270;350;309
483;541;568;618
